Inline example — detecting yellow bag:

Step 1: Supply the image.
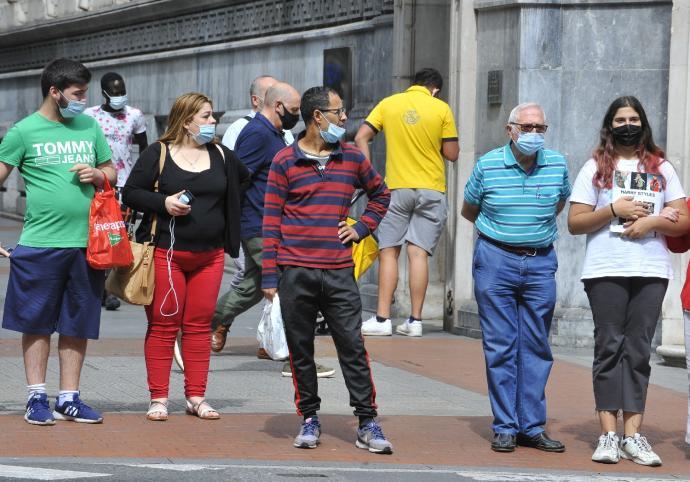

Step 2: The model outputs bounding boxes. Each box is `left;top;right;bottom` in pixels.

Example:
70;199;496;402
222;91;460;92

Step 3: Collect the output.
346;217;379;280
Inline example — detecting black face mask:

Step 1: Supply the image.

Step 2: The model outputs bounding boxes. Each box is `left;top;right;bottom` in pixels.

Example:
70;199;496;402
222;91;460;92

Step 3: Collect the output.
612;124;643;147
278;104;300;130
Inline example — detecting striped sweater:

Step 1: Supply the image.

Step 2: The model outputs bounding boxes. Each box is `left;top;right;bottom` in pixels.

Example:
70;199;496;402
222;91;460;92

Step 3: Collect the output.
261;139;390;289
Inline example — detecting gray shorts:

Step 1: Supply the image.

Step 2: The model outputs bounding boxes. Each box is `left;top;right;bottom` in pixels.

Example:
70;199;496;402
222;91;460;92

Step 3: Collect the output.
377;188;447;255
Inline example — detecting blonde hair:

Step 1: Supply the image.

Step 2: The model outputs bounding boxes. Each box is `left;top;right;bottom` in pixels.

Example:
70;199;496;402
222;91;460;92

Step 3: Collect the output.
159;92;215;145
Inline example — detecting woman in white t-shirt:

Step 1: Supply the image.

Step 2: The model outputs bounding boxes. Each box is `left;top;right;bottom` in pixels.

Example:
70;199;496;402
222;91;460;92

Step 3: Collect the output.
568;96;689;467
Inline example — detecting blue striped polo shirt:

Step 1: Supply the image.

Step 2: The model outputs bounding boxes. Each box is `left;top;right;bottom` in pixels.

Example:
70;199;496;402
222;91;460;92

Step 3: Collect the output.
464;142;571;247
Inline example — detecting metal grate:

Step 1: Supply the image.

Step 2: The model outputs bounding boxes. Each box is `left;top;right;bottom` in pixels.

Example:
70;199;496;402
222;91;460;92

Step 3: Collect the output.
0;0;394;73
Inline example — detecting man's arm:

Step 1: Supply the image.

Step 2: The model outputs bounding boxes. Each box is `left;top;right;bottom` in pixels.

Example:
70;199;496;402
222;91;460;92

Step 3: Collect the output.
0;162;14;187
261;157;289;300
354;123;377;163
350;154;390;240
442;139;459;162
134;132;148;153
461;201;480;223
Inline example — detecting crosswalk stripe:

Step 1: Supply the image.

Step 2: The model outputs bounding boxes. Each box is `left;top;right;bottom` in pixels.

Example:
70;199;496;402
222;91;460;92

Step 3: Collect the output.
0;465;110;480
118;463;678;481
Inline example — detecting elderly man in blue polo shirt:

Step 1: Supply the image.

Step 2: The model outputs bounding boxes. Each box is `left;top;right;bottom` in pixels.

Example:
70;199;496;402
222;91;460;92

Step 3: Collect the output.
461;102;571;454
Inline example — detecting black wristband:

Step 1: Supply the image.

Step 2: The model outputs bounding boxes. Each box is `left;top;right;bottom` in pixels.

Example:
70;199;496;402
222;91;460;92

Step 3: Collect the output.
610;203;617;217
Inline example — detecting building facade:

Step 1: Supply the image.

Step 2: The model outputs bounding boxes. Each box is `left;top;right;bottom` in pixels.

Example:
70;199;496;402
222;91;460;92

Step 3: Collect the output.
0;0;688;363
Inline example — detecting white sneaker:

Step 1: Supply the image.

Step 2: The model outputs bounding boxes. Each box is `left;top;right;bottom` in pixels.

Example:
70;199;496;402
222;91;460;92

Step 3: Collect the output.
591;432;620;463
361;316;392;336
620;433;662;466
396;319;422;337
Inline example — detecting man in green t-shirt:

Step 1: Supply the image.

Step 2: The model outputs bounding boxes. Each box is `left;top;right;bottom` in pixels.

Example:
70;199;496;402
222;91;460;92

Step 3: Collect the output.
0;58;116;426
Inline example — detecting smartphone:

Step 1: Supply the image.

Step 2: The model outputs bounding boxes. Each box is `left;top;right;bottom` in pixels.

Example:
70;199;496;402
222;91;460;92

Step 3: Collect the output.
179;190;195;206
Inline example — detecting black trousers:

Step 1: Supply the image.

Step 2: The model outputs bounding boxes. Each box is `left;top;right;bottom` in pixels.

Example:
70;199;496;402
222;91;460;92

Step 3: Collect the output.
584;276;668;413
279;265;377;419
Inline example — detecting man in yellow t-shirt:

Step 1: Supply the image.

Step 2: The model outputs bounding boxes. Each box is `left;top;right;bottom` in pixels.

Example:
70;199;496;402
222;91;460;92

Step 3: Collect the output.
355;68;459;338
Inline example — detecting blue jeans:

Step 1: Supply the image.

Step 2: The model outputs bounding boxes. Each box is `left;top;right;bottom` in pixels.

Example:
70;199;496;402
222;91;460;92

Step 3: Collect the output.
472;236;557;437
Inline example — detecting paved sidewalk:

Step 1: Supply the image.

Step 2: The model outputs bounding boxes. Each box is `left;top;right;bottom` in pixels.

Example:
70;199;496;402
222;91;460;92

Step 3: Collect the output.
0;216;688;480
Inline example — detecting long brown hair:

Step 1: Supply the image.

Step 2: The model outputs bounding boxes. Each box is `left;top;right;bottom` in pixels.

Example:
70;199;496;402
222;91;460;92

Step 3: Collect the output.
158;92;216;145
593;96;665;189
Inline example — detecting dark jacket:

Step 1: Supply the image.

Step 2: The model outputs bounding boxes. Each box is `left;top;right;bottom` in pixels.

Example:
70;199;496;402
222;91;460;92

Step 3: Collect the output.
122;141;250;257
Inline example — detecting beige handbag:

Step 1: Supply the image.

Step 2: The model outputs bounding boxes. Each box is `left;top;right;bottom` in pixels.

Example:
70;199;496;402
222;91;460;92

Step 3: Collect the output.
105;143;166;305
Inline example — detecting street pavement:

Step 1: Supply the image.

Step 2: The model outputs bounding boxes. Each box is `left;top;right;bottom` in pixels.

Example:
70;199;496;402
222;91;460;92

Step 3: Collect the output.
0;215;688;481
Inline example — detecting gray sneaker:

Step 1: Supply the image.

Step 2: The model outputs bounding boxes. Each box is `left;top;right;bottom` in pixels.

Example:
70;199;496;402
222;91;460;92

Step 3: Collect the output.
294;417;321;449
281;362;335;378
356;420;393;454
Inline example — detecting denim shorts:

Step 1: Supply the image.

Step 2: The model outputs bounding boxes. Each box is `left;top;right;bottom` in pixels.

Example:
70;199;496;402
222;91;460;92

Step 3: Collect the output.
2;245;105;339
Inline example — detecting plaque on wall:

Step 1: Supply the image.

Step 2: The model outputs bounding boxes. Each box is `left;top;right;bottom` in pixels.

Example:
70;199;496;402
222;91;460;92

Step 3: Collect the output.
323;47;352;112
487;70;502;105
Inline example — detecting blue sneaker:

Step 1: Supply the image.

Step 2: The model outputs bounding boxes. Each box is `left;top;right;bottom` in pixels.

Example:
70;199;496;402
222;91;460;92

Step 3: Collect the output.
356;420;393;454
294;417;321;449
53;395;103;424
25;393;55;426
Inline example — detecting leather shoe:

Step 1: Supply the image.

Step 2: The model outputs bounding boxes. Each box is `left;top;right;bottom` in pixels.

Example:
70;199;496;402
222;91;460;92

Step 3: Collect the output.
211;324;229;353
491;432;517;452
257;347;271;359
516;432;565;452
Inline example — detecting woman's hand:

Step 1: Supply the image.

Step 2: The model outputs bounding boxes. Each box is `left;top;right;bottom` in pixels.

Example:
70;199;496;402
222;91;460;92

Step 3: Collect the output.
165;191;192;217
612;195;649;220
621;216;656;239
660;206;680;223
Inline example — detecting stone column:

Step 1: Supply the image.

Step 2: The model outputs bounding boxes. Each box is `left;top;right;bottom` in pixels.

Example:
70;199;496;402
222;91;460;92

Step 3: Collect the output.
657;0;690;366
445;0;478;332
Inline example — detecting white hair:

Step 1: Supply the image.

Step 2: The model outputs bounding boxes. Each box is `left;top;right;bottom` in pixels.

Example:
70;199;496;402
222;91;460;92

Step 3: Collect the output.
508;102;546;124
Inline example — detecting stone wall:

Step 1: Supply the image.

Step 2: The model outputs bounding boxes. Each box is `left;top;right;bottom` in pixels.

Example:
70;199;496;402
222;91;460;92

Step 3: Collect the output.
0;0;396;229
454;0;673;346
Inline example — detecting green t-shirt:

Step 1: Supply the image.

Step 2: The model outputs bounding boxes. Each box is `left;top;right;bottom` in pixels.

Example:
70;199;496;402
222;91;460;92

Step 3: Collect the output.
0;112;112;247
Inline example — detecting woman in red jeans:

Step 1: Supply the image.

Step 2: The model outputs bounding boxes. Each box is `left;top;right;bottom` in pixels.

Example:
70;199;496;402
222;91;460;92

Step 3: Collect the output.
123;93;249;421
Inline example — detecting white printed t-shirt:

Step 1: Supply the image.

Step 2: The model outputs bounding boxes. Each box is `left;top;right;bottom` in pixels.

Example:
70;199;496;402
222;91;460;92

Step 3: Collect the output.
84;104;146;187
570;158;685;280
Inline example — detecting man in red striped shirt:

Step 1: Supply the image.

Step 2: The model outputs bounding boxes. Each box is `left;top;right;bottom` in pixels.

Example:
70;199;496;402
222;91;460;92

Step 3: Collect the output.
261;86;392;453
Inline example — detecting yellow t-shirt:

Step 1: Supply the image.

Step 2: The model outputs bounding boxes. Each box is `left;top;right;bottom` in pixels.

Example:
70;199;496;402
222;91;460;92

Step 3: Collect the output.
365;85;458;192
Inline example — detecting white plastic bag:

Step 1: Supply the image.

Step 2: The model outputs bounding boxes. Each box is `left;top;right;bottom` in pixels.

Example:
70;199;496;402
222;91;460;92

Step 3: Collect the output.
257;294;289;361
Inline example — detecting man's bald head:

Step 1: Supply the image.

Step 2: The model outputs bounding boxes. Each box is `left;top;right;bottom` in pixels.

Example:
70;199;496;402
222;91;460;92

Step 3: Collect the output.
264;82;300;108
250;75;277;111
262;82;301;130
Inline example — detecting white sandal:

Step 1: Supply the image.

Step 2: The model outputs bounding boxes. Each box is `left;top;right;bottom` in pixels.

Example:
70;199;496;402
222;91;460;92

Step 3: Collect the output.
185;399;220;420
146;400;168;421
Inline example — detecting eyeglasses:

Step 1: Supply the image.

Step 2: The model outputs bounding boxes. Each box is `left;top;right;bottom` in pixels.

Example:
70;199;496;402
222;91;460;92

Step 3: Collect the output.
510;122;548;133
320;107;347;117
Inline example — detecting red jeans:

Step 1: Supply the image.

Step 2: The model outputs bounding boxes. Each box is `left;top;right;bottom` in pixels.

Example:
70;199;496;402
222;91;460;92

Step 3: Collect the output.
145;247;224;399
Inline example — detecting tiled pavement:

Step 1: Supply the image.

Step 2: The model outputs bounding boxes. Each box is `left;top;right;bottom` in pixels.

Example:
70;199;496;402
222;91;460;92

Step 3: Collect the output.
0;215;688;478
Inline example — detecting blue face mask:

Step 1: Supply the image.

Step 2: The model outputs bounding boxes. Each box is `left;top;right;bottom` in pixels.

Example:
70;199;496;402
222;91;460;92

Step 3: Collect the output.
106;92;128;110
319;117;346;144
58;91;86;118
191;123;216;145
515;132;545;155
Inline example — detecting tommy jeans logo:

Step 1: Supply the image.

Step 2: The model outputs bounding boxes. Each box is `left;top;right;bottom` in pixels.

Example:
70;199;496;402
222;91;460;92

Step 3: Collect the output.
32;141;96;166
94;221;125;232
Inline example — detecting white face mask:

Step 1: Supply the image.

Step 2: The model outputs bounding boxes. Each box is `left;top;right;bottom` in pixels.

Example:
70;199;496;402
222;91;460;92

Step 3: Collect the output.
105;91;128;110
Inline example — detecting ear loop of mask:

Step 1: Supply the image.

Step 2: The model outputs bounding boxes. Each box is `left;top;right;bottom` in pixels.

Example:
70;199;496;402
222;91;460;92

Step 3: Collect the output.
159;217;179;317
